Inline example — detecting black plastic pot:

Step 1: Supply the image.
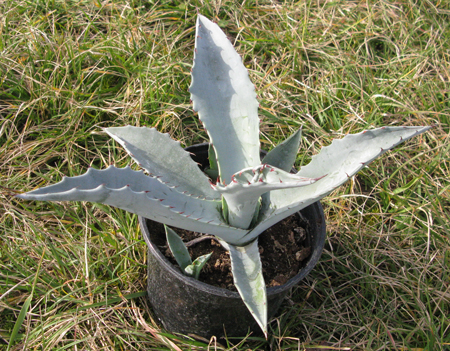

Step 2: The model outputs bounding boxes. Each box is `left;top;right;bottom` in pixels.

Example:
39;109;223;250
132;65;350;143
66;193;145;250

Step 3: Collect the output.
139;143;326;338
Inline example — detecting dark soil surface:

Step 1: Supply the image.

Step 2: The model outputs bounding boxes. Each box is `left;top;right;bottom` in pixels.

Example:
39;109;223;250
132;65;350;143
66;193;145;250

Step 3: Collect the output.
147;212;312;291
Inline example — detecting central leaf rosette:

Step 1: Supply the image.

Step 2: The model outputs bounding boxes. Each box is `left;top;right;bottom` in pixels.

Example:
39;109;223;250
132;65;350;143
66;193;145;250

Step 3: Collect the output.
212;164;325;229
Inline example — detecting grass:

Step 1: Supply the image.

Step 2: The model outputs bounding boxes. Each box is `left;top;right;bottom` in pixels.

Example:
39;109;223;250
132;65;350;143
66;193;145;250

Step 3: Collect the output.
1;0;449;349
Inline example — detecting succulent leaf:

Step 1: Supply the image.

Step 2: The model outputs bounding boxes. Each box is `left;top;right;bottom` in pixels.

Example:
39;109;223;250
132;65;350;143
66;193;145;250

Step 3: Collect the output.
261;127;302;172
165;225;192;271
16;166;250;245
244;126;431;242
214;164;324;229
220;239;267;337
105;126;219;200
185;252;213;280
166;225;212;279
189;15;260;184
260;128;303;220
204;144;219;180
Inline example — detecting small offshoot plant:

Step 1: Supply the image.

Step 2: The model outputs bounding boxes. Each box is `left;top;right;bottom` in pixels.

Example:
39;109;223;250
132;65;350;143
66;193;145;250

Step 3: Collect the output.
16;14;431;336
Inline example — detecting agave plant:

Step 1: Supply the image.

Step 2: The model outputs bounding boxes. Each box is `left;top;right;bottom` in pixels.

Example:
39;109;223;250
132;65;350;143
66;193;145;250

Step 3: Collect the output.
164;225;212;280
17;14;430;336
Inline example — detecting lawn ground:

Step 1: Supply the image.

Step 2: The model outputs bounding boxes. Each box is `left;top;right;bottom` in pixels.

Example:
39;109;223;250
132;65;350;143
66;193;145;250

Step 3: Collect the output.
1;0;449;350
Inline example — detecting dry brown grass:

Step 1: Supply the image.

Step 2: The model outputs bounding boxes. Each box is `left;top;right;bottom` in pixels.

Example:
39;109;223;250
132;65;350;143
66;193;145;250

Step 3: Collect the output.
1;0;449;350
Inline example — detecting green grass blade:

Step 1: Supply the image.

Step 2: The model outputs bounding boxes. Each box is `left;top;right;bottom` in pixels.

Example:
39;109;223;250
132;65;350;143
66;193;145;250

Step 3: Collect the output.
6;294;32;350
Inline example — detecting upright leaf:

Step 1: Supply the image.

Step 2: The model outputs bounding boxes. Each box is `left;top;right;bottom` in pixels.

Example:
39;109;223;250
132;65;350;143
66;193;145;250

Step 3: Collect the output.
262;128;302;172
189;15;260;184
165;225;212;280
185;253;213;280
261;127;303;218
165;225;192;271
204;144;219;180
